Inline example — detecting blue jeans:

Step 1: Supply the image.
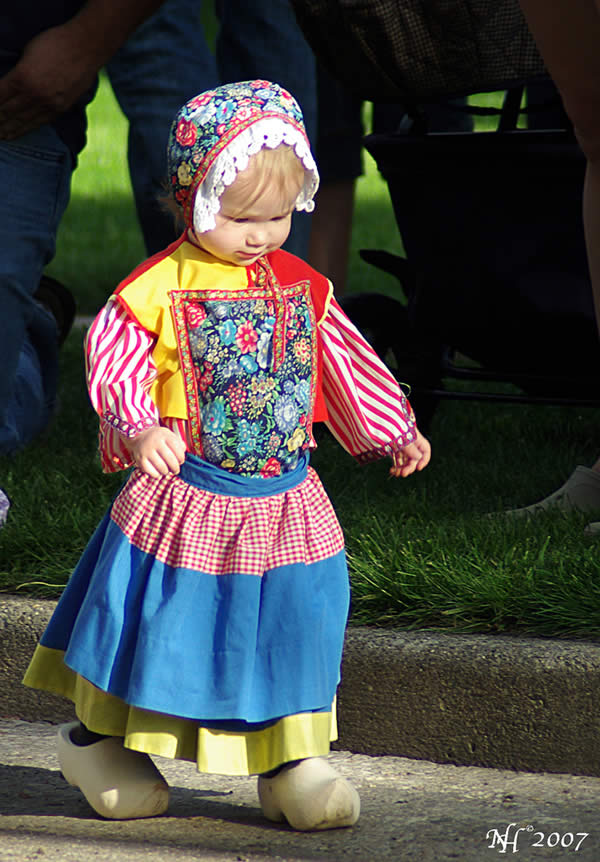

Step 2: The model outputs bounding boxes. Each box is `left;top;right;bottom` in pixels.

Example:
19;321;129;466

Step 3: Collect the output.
216;0;317;258
0;127;73;455
108;0;317;259
106;0;219;257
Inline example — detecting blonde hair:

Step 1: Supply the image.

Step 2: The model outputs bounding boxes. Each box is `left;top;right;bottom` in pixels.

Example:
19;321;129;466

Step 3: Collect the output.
224;144;306;216
163;143;306;232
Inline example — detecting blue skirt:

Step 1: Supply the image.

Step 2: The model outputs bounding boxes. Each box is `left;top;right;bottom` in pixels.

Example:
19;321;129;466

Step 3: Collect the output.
27;454;349;728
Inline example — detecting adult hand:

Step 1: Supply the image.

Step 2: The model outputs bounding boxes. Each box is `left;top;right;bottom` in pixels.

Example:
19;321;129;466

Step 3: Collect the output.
0;0;165;140
0;25;98;140
127;426;187;479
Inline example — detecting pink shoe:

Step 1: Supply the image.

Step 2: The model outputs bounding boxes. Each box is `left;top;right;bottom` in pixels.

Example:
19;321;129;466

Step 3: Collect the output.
57;721;169;819
257;757;360;831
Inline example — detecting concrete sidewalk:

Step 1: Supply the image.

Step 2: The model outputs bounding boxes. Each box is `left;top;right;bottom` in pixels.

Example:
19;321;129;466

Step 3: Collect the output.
2;718;600;861
2;595;600;777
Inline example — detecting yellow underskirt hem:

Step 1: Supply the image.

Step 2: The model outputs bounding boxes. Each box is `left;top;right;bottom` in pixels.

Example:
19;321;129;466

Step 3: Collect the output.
23;645;337;775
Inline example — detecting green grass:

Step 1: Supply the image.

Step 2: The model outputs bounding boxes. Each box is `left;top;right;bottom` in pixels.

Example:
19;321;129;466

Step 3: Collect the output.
313;422;600;638
1;77;599;639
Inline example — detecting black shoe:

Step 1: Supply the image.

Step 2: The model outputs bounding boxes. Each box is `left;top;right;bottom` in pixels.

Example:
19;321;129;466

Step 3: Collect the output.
34;275;76;345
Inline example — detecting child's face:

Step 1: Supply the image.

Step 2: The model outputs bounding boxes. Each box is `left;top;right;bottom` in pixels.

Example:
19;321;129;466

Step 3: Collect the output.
192;166;301;266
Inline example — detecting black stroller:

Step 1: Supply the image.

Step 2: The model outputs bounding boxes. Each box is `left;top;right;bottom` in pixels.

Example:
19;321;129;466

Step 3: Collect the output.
292;0;600;429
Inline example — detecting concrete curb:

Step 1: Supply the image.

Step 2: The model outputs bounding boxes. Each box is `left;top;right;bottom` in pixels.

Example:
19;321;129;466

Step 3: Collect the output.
2;595;599;777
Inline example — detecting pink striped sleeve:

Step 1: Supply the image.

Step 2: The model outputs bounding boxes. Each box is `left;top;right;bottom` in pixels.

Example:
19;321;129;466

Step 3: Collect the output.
319;298;417;463
85;299;161;472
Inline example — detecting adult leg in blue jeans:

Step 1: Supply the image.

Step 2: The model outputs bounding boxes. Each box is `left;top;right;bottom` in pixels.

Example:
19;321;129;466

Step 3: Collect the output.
108;0;316;258
0;126;73;456
216;0;317;259
106;0;219;257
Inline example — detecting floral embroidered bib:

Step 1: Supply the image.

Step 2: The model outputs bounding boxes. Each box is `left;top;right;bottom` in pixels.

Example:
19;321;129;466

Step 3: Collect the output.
171;258;318;477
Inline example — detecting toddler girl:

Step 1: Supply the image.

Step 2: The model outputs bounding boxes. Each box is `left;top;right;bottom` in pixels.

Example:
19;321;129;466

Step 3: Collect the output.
24;81;430;831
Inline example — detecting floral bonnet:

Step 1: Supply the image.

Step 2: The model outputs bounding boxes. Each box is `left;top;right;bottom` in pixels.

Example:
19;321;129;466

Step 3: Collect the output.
167;80;319;234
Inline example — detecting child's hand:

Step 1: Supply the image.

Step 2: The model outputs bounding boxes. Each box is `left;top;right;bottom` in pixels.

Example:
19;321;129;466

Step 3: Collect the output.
389;429;431;478
126;426;186;478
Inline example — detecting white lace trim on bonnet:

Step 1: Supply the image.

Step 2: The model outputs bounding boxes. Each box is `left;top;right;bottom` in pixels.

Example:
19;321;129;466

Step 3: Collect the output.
193;117;319;234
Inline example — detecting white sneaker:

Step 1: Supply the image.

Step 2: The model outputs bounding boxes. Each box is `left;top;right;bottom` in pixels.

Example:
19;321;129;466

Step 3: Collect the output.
257;757;360;831
501;466;600;517
0;488;9;528
57;721;169;819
